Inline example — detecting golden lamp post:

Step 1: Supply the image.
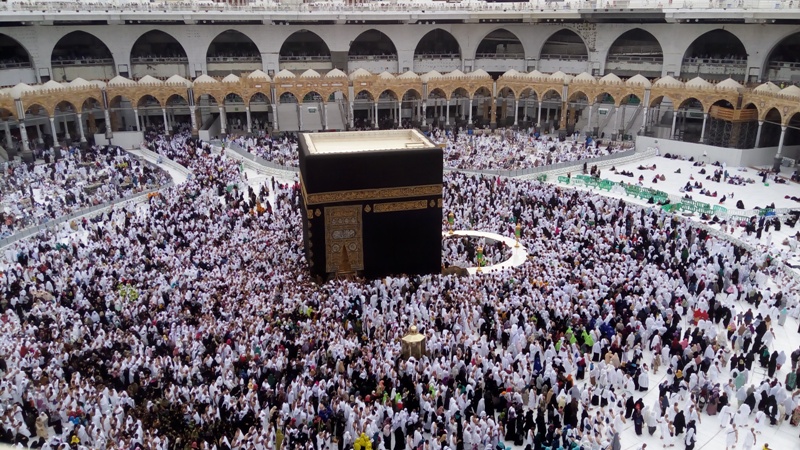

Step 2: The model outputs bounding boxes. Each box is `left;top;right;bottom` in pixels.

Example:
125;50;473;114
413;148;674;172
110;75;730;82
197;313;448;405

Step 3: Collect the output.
515;222;522;248
400;325;426;359
447;211;455;234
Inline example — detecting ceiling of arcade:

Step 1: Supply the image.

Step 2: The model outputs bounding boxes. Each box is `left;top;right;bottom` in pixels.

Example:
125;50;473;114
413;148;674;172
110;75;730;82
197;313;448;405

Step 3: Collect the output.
2;74;800;125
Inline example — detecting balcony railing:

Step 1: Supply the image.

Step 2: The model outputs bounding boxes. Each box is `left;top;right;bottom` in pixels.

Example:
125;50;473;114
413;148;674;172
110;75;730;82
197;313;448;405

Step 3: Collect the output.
207;55;261;63
51;58;114;67
768;60;800;69
539;53;589;61
131;56;190;64
0;61;32;69
278;55;332;62
348;54;399;61
414;53;461;60
606;55;664;63
475;53;525;59
682;57;747;65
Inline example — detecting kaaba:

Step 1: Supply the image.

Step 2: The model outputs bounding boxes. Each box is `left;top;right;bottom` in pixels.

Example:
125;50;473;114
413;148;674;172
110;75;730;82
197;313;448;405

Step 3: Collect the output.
298;130;443;280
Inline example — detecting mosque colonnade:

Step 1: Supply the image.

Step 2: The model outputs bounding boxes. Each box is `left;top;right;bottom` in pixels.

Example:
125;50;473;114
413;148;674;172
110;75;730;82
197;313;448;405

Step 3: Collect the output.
3;69;800;158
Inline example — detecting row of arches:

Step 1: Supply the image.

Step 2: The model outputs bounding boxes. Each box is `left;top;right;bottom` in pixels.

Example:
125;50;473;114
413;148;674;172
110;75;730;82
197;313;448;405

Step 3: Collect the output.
7;88;800;151
4;27;800;81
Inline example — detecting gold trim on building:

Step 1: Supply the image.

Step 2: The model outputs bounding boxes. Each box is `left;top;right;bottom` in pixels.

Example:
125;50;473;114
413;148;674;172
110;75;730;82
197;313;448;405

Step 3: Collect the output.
373;200;430;213
300;174;443;206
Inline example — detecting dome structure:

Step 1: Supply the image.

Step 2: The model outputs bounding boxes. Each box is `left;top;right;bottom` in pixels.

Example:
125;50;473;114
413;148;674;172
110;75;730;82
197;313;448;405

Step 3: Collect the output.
626;74;652;88
248;70;271;81
299;69;321;79
325;68;347;78
138;75;164;85
685;77;713;88
653;76;683;88
599;73;622;85
349;68;372;80
572;72;596;83
715;78;743;91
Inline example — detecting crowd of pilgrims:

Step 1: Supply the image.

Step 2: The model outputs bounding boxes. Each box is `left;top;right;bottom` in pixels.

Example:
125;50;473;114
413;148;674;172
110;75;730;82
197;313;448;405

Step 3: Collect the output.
435;130;628;172
0;130;799;450
441;236;513;269
0;146;170;238
222;128;628;173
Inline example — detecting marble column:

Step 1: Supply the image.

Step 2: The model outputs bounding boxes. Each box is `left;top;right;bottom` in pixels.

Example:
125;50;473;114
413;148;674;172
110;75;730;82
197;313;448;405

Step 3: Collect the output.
754;120;763;148
349;101;354;128
63;113;70;141
4;120;12;148
699;113;708;143
162;108;169;133
103;108;113;136
77;113;86;143
777;125;787;157
670;111;678;139
19;122;30;152
587;104;593;135
190;106;198;135
246;107;252;133
134;109;141;132
218;106;227;134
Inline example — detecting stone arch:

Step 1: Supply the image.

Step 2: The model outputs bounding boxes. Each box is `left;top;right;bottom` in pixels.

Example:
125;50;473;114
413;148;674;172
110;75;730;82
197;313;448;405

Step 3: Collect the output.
541;88;563;101
677;97;705;112
414;29;461;59
136;95;161;110
195;92;221;106
604;28;663;77
741;102;759;120
762;31;800;82
24;103;50;118
451;87;470;100
206;30;262;71
50;31;115;82
378;89;400;101
568;90;589;103
475;28;526;59
496;86;517;100
354;89;374;102
300;91;323;103
249;92;272;106
758;107;783;147
539;29;589;60
0;33;32;67
130;30;189;78
681;29;747;81
428;88;448;100
349;30;397;58
327;90;348;102
222;92;245;104
618;93;643;106
682;29;747;62
280;30;332;61
166;94;189;106
280;92;300;104
783;111;800;146
401;88;422;101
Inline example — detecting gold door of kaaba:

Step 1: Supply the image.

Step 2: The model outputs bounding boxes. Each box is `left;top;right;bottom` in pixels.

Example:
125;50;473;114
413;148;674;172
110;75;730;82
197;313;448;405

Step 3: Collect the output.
324;204;364;273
